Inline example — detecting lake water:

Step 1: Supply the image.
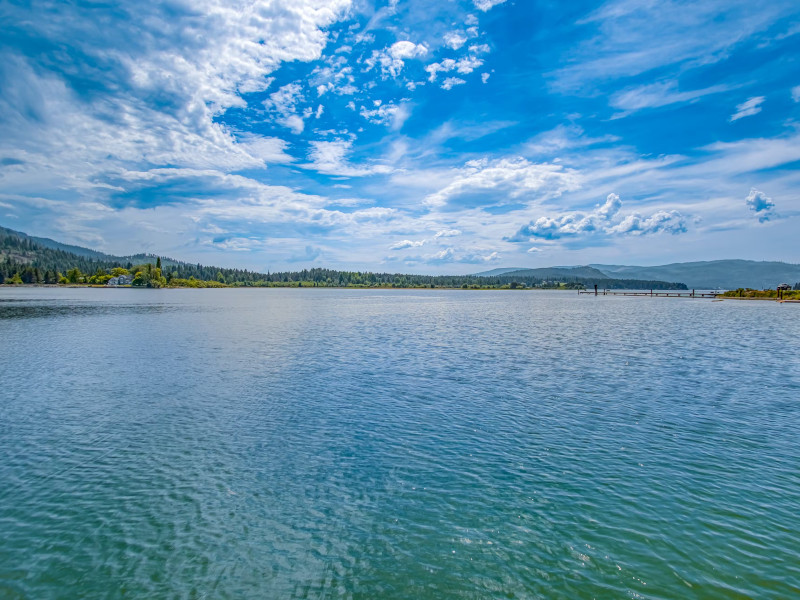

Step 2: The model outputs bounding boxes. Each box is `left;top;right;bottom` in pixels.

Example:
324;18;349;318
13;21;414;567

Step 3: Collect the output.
1;287;798;599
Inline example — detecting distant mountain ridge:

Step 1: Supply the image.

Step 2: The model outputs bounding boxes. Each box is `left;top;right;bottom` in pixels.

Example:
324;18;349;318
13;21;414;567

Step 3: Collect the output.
497;266;610;280
589;260;800;289
475;260;800;289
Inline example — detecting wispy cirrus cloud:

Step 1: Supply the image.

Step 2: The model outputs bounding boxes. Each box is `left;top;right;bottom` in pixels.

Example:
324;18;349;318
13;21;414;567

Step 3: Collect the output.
551;0;794;94
304;139;394;177
729;96;765;121
610;80;732;114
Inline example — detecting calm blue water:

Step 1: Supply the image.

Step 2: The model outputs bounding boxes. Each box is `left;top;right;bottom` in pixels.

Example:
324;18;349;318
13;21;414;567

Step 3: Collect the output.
1;288;798;599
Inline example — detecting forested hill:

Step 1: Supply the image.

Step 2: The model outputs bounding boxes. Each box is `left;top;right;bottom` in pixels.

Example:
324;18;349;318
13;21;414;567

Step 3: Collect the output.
0;226;267;285
1;224;685;289
590;260;800;290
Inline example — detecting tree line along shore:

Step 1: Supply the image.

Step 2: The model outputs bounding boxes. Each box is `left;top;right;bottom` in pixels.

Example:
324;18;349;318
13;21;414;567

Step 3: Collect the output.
0;260;646;290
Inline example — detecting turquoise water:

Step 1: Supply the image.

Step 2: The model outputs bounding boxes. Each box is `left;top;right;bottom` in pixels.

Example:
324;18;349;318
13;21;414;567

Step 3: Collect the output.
0;287;798;599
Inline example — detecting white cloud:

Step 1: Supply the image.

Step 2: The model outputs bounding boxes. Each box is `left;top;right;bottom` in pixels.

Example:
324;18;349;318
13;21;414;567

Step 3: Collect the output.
745;188;776;222
607;210;687;235
310;56;356;96
791;85;800;102
305;139;393;177
425;157;581;207
264;83;307;133
390;41;428;60
473;0;507;11
359;101;409;129
0;0;353;195
426;56;484;82
365;41;427;77
455;55;484;74
508;193;687;241
444;32;468;50
237;136;294;164
390;239;425;250
431;247;455;262
283;115;305;135
432;248;498;264
426;58;456;81
730;96;765;122
610;81;731;112
481;73;490;84
441;77;467;90
434;228;462;238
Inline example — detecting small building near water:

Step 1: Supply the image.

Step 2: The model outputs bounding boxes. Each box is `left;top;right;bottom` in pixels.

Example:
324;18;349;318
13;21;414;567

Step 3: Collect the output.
107;275;133;286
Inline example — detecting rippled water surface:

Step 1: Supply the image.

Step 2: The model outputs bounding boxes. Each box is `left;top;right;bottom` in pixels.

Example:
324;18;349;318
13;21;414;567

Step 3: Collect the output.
1;288;799;599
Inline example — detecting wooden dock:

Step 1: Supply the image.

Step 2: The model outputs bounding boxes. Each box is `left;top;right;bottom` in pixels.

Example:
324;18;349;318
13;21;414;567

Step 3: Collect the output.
579;289;718;298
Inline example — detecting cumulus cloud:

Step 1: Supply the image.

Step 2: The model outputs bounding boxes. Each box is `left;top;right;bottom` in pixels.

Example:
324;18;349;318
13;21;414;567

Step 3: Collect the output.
441;77;467;90
430;247;456;262
390;41;429;60
444;32;468;50
426;56;484;82
389;239;425;250
424;157;581;207
434;228;462;238
508;193;687;241
409;247;499;265
264;83;307;133
745;188;776;222
365;41;427;77
792;85;800;103
311;55;356;96
359;101;410;129
607;210;688;235
730;96;765;122
460;250;499;264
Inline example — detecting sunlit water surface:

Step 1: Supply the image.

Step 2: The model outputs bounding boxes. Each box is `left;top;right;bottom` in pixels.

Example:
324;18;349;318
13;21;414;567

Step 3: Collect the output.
1;288;798;599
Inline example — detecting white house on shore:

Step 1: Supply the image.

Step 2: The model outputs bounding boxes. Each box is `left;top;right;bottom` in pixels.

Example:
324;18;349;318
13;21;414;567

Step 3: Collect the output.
107;275;133;286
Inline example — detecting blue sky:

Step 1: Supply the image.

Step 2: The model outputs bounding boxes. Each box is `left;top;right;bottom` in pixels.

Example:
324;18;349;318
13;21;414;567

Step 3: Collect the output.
1;0;799;272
